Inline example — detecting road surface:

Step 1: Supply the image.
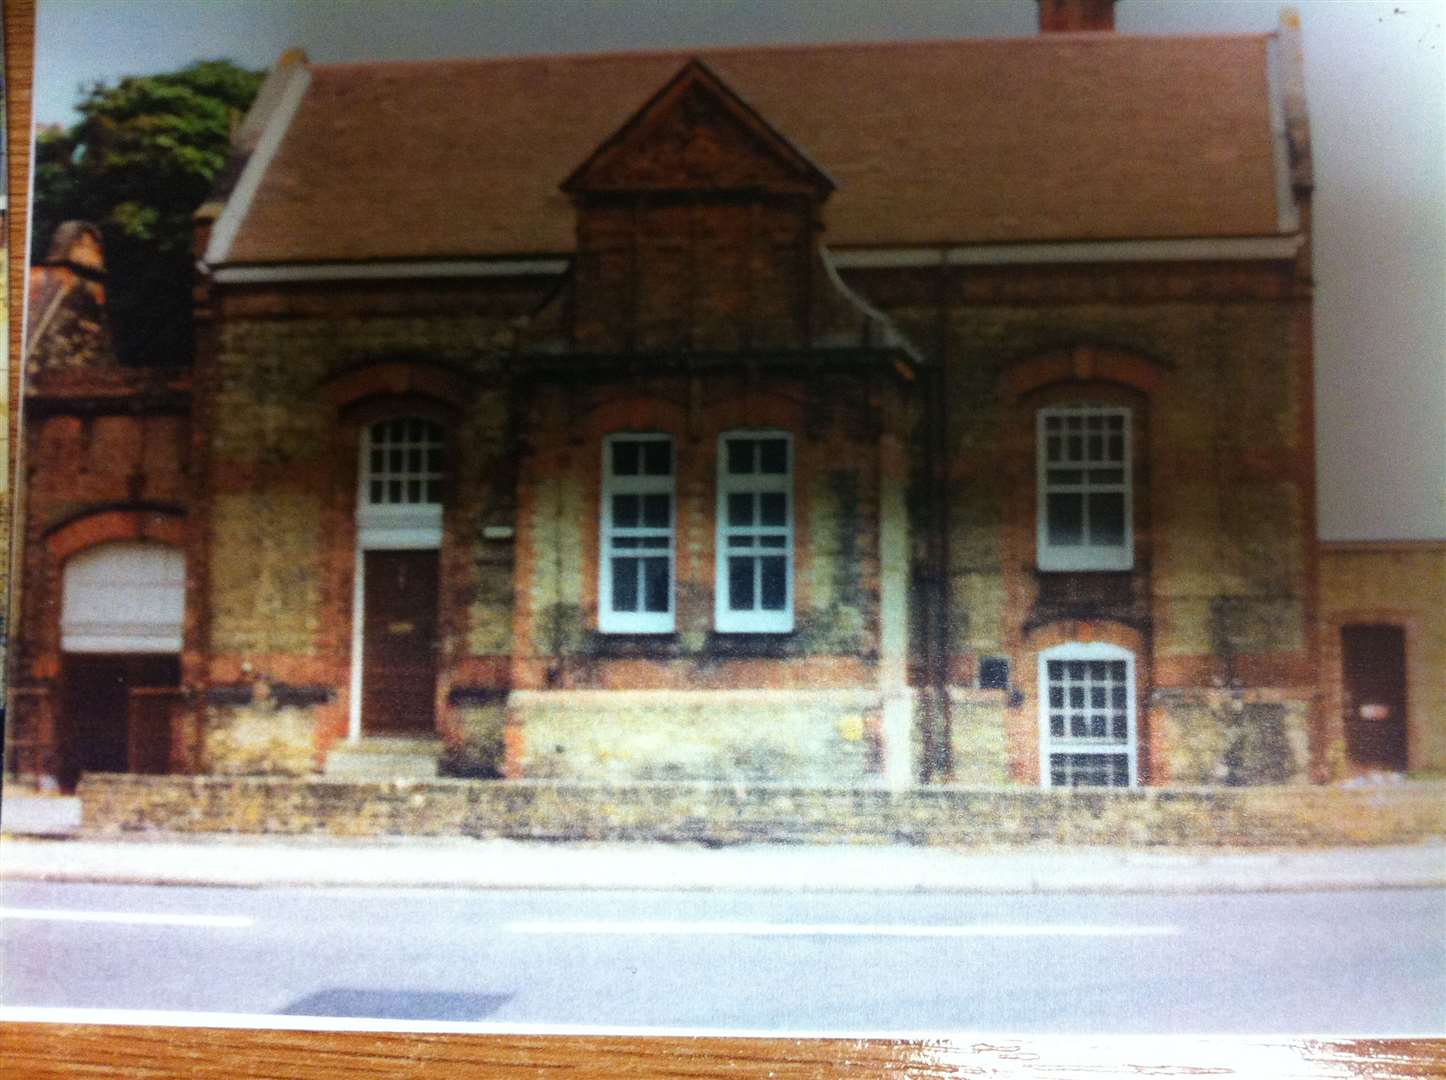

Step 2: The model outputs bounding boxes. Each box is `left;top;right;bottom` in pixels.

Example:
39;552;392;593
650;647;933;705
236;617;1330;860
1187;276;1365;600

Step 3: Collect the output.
2;880;1442;1034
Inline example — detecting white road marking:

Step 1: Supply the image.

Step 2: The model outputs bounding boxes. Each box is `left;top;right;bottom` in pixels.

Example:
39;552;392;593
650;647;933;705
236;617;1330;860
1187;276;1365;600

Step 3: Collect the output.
0;908;254;929
506;920;1177;938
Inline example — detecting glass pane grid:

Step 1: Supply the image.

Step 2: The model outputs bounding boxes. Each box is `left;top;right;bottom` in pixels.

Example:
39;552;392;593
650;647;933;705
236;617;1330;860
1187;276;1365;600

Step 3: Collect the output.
605;437;674;619
1045;660;1129;749
366;419;444;506
1042;407;1128;552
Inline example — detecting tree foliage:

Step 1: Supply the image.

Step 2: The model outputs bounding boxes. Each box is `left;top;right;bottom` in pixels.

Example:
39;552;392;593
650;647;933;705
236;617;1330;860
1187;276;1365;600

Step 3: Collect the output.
33;60;264;365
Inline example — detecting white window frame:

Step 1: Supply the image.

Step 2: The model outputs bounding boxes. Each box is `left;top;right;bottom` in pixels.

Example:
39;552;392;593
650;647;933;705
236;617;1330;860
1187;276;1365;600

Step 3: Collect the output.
715;430;794;634
599;433;676;634
1036;404;1133;572
1037;642;1138;788
356;416;445;550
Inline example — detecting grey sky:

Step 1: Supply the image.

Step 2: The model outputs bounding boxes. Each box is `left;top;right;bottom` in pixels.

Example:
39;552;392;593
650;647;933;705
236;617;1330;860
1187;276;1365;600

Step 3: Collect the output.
32;0;1446;540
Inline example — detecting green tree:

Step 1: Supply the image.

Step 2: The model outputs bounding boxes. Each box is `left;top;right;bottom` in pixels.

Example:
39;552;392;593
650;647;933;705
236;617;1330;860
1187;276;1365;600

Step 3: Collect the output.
33;60;264;366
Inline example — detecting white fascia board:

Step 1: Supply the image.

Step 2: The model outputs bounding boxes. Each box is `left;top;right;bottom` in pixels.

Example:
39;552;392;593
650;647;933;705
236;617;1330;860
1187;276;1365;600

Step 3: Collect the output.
211;258;569;284
203;63;312;267
828;236;1303;270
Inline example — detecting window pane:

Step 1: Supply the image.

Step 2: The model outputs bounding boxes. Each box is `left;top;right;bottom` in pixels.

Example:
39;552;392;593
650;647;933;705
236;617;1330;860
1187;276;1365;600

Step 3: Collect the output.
759;439;787;474
612;441;640;476
729;535;755;548
643;440;672;476
1112;714;1127;741
639;536;668;549
1048;686;1064;708
408;448;423;472
1067;435;1083;460
727;440;754;475
1047;494;1084;545
1048;469;1083;485
1089;493;1126;546
613;537;640;549
760;492;786;526
370;481;383;502
760;556;787;610
426;448;443;472
1108;434;1125;461
1091;686;1107;708
1069;686;1085;708
642;494;670;528
407;480;421;503
1111;757;1129;786
1110;661;1127;681
728;556;754;610
389;448;404;471
1089;468;1124;484
1089;661;1108;680
728;493;753;526
611;557;638;611
389;480;403;502
1046;436;1061;463
1050;716;1064;738
1047;661;1064;679
425;481;440;503
1111;686;1128;708
613;494;640;528
1068;661;1086;680
1090;715;1106;738
643;557;669;613
1071;714;1086;737
370;449;384;473
759;535;786;548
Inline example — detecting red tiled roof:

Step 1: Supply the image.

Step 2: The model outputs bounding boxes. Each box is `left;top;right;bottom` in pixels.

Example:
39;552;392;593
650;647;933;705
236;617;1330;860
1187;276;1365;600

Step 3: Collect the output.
223;34;1284;265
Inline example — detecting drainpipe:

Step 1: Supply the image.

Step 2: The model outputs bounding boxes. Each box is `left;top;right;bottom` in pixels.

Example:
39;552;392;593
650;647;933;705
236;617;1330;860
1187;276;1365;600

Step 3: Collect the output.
927;249;954;781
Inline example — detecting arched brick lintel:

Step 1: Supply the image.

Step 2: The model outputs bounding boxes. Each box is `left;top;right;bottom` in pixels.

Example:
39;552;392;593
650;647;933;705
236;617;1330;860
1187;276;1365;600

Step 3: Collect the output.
45;508;186;564
1001;345;1166;401
323;361;472;418
1022;618;1145;657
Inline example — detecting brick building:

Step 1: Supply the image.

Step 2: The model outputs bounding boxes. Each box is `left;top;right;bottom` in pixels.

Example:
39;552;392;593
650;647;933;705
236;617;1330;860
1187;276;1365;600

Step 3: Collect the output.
14;1;1385;792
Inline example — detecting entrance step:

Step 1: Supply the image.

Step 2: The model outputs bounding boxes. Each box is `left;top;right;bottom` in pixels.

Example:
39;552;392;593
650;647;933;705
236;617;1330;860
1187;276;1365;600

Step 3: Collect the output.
324;737;442;780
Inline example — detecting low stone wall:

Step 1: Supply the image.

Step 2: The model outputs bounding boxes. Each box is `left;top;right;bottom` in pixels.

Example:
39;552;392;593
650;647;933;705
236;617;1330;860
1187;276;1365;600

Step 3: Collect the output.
77;774;1446;847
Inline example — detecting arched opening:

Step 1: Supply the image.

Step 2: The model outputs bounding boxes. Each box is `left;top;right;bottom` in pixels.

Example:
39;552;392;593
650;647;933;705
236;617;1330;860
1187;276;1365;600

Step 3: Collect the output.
58;541;184;790
350;416;445;738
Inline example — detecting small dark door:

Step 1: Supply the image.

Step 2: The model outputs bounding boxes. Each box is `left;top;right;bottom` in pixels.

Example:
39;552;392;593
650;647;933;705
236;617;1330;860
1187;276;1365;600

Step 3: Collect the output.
1341;624;1409;773
362;550;439;734
59;654;180;791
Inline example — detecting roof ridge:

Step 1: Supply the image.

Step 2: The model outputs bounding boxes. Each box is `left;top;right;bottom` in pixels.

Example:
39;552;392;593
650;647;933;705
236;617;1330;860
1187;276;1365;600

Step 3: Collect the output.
306;30;1273;76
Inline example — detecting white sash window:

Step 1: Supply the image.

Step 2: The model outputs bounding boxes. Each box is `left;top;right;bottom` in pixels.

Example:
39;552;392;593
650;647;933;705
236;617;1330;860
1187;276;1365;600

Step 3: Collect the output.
1037;405;1132;571
600;434;675;633
715;431;793;633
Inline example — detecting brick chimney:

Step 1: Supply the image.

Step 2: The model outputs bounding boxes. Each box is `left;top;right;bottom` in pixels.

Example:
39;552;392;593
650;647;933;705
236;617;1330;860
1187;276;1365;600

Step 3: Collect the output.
1037;0;1116;32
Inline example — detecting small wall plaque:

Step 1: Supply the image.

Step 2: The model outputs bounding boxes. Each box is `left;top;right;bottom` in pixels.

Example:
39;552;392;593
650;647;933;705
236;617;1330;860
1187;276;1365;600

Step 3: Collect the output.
483;526;515;541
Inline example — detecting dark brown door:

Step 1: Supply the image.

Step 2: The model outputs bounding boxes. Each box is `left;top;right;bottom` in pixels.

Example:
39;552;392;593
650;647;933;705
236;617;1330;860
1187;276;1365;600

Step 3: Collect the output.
362;550;439;734
59;654;180;791
1341;624;1409;773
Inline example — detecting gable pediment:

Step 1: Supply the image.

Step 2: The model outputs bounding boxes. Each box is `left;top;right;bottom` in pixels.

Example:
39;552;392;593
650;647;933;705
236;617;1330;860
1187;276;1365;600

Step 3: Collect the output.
562;59;833;196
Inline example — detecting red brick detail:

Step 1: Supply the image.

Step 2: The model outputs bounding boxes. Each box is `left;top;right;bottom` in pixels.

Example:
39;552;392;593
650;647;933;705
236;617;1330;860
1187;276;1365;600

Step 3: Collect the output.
45;509;185;564
1000;344;1165;401
323;361;470;417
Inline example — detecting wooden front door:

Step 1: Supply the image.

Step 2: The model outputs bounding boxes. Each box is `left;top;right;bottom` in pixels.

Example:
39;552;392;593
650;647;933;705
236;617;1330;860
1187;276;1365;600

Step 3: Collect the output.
58;654;180;792
1341;624;1409;773
362;550;439;734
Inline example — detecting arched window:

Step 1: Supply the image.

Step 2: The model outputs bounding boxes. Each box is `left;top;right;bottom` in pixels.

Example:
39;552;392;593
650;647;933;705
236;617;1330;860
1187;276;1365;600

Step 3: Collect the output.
1038;642;1137;787
1037;404;1132;571
357;417;445;549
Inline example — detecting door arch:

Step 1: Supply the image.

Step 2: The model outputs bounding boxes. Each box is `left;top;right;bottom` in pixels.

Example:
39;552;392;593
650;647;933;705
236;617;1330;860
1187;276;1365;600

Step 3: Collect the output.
58;542;184;789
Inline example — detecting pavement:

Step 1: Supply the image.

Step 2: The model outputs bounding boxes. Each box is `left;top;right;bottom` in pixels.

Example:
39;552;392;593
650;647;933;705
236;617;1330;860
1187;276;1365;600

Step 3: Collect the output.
3;792;1444;894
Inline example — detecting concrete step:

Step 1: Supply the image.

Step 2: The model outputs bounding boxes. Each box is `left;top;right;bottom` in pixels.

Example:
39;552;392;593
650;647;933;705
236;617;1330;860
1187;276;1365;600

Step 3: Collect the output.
324;737;442;780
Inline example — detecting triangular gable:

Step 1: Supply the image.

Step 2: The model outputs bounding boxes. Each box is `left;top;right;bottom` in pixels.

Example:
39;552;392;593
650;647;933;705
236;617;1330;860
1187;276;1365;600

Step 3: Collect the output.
562;58;833;196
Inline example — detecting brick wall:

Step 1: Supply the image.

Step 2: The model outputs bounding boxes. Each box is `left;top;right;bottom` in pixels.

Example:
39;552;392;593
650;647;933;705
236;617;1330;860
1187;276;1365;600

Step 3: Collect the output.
78;773;1446;847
